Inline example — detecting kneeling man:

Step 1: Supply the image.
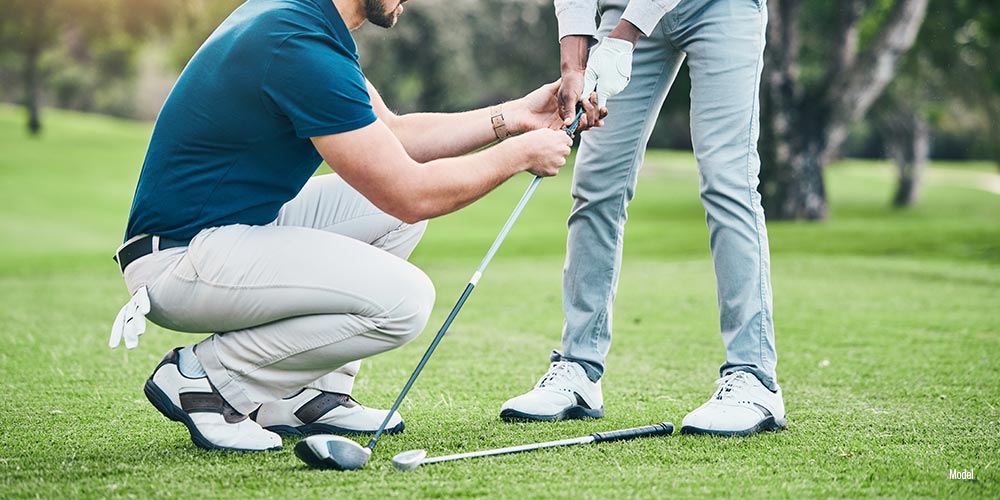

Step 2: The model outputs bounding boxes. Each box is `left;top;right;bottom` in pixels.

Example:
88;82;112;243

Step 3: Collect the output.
109;0;592;452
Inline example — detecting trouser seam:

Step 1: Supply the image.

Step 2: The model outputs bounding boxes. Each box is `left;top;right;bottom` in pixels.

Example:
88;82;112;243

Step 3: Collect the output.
316;212;402;234
229;327;363;380
275;200;385;228
590;51;676;350
367;220;409;249
209;318;380;409
221;294;412;373
746;7;769;376
171;274;395;323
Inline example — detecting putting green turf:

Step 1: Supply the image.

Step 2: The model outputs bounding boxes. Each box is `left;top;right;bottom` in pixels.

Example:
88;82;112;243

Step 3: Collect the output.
1;105;998;498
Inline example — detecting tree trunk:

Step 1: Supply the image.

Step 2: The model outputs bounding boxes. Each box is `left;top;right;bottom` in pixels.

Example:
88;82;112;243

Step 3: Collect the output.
22;2;49;136
820;0;929;165
759;0;929;220
24;43;41;135
760;0;828;220
761;139;829;219
874;91;930;208
760;98;829;220
888;112;929;208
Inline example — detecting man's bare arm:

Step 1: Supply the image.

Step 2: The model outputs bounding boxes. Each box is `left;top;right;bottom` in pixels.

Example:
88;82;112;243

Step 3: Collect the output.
365;80;582;163
311;119;571;223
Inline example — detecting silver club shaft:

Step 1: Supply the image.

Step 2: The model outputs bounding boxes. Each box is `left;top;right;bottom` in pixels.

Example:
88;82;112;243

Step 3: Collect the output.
422;435;594;465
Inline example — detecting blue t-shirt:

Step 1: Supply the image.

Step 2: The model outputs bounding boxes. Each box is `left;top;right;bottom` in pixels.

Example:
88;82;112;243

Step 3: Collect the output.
125;0;376;241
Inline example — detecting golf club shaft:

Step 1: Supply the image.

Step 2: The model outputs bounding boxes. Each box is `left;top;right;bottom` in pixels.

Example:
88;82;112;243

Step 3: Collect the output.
363;178;542;449
422;423;674;466
423;436;594;465
366;108;586;450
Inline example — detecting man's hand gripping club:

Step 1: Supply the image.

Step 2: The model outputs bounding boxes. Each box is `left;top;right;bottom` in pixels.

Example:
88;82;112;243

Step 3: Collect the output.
557;20;642;127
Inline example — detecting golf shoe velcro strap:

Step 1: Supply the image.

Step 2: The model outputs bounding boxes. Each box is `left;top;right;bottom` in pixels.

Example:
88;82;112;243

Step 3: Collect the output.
294;392;357;424
180;392;247;424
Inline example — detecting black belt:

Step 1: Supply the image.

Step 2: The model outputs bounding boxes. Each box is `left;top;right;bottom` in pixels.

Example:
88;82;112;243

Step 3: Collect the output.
114;235;191;272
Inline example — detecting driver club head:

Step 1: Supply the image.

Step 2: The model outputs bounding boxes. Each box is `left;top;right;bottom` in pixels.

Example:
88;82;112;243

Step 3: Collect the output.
294;435;372;471
391;449;427;472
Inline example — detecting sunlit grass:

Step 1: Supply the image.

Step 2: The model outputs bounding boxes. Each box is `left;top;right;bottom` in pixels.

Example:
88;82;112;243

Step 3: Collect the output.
1;106;997;498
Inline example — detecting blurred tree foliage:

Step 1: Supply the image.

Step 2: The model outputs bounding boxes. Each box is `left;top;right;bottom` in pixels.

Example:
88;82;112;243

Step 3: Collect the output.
759;0;930;220
900;0;998;163
0;0;175;134
0;0;993;195
864;0;999;206
354;0;560;112
351;0;693;148
165;0;246;72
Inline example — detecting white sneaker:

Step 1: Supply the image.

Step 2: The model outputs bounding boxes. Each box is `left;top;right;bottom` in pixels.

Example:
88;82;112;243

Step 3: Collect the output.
500;361;604;422
252;389;404;436
681;371;787;436
143;348;282;452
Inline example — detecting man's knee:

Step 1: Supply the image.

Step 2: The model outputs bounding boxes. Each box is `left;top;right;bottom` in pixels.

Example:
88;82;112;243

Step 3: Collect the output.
380;263;435;346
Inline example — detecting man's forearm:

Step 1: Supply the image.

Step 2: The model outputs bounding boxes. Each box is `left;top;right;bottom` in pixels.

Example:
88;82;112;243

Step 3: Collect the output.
387;108;499;163
561;35;590;73
313;121;568;225
609;19;643;45
402;142;526;221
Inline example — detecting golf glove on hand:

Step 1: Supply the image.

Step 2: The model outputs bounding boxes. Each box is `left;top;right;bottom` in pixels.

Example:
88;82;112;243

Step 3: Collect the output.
109;285;150;349
582;37;634;109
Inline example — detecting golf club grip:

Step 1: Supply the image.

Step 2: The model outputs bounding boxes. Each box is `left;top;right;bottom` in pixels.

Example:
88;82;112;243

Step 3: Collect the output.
591;423;674;443
566;105;585;136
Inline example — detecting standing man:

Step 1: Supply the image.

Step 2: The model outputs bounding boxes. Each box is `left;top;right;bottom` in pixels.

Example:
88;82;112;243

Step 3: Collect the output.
501;0;787;436
109;0;589;452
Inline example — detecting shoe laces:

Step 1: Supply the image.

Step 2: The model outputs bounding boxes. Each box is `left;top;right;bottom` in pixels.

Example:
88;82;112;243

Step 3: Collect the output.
712;371;753;401
536;362;579;389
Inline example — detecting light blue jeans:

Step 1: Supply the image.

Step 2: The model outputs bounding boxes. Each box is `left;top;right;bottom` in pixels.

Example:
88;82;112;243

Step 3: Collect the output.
556;0;778;390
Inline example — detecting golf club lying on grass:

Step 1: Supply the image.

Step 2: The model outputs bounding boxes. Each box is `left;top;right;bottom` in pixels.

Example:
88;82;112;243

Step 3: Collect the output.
392;422;675;472
294;108;587;471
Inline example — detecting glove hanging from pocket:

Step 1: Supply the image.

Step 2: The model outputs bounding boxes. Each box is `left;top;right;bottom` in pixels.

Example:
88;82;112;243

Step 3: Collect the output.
109;285;151;349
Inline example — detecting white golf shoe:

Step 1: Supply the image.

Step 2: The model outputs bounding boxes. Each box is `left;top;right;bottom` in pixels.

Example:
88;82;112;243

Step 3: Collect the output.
500;361;604;422
143;348;282;452
252;389;404;436
681;371;787;436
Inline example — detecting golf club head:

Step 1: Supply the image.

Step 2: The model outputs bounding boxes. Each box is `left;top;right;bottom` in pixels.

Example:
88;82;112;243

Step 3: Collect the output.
294;434;371;471
391;449;427;472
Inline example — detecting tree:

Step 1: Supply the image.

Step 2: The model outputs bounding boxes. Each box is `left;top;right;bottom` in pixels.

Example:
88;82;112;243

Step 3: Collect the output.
1;0;58;134
868;0;1000;207
875;95;930;207
0;0;173;134
915;0;1000;168
759;0;929;220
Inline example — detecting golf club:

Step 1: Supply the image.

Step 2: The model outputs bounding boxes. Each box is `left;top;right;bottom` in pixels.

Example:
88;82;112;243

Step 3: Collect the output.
391;422;674;471
295;107;587;471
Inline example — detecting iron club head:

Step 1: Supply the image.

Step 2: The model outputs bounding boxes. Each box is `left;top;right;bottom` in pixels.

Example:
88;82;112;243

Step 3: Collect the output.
391;449;427;472
294;435;372;471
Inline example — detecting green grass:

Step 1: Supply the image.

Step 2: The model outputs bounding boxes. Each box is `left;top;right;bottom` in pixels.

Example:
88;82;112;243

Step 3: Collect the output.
1;104;998;498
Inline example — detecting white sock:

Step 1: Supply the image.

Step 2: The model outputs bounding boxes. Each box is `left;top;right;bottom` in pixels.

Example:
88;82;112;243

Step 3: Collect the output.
178;345;207;378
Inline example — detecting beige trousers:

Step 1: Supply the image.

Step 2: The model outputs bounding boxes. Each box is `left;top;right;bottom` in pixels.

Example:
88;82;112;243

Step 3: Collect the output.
122;174;434;414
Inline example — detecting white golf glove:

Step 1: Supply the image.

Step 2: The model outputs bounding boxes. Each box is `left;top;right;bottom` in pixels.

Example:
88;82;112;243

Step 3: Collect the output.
109;285;150;349
582;37;634;109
